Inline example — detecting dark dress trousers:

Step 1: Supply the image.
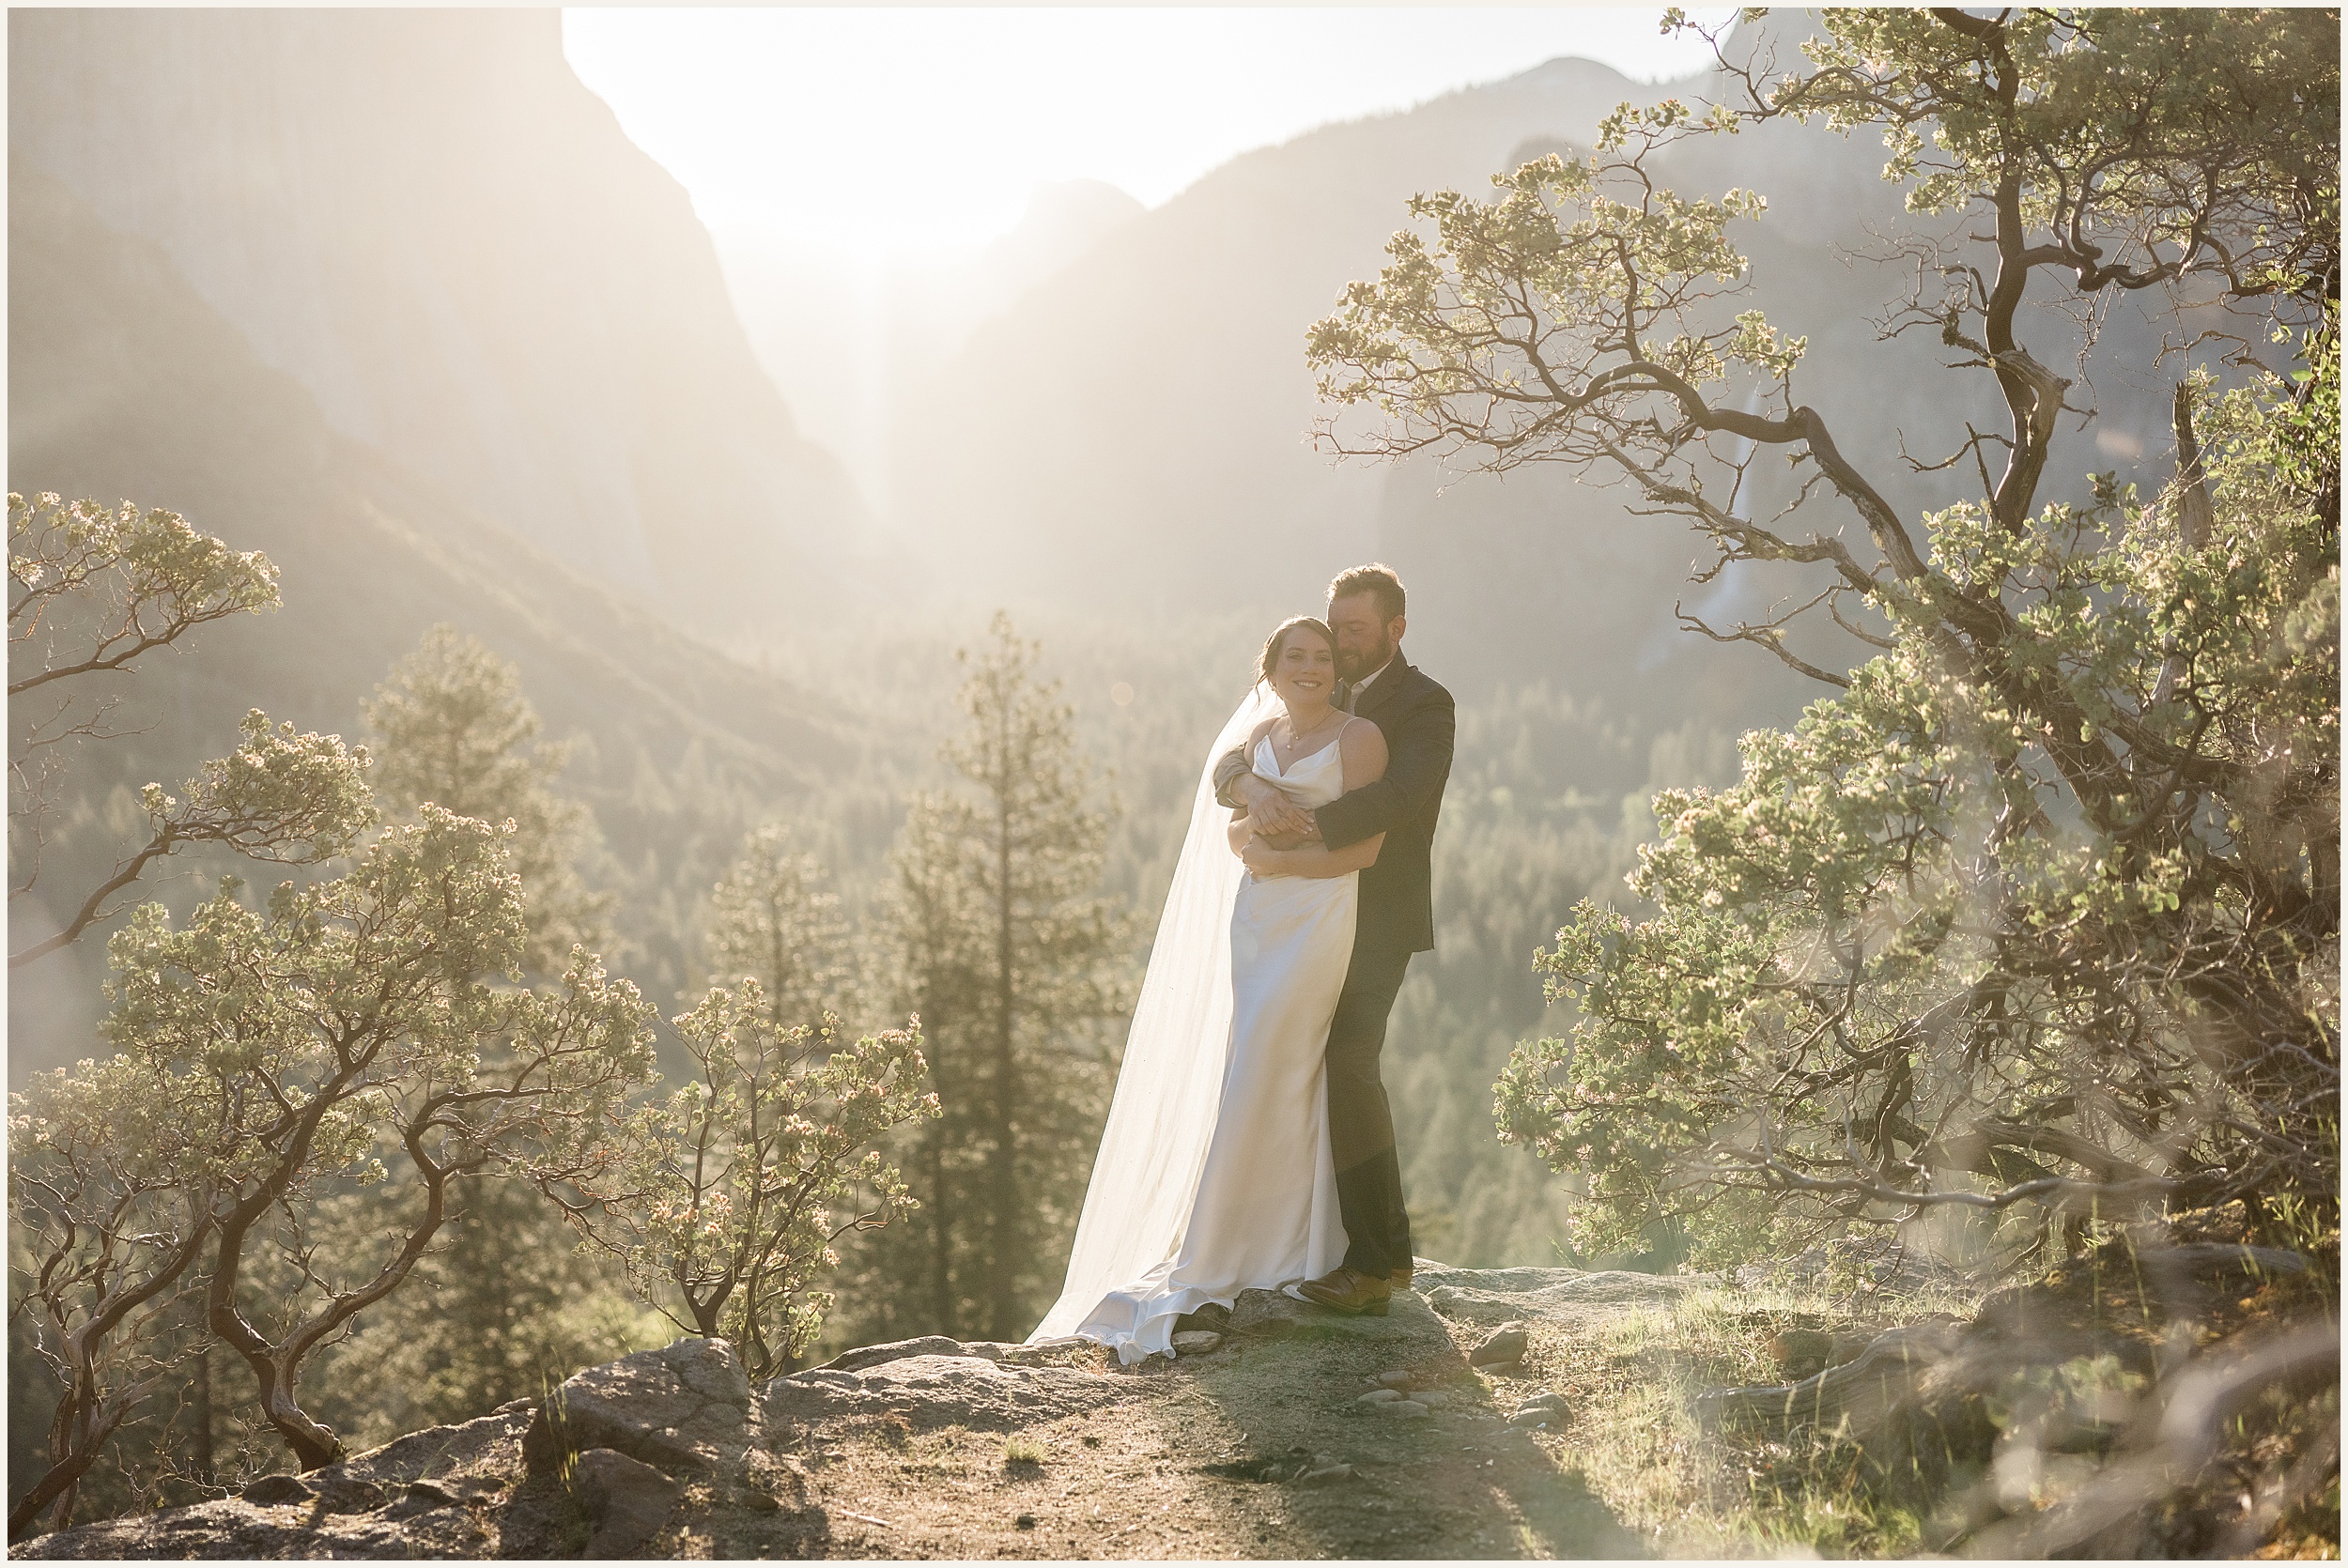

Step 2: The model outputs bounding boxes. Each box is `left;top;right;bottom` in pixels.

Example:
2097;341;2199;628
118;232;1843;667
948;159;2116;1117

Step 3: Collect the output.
1213;657;1457;1277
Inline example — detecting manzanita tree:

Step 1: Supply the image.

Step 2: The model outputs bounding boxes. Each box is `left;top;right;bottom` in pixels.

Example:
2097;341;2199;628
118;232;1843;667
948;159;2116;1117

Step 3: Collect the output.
8;493;375;967
1309;8;2338;1261
8;1056;218;1539
550;980;935;1382
101;807;659;1469
10;806;660;1526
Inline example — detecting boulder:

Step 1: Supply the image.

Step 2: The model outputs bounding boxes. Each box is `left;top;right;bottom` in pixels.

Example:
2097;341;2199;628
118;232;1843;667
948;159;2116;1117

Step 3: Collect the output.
1174;1301;1233;1332
1469;1322;1530;1367
569;1446;684;1558
338;1407;535;1491
1171;1330;1225;1356
13;1409;533;1559
764;1353;1132;1433
311;1476;390;1514
811;1334;973;1373
396;1480;456;1510
239;1473;312;1506
995;1336;1095;1365
525;1337;760;1477
1770;1328;1838;1376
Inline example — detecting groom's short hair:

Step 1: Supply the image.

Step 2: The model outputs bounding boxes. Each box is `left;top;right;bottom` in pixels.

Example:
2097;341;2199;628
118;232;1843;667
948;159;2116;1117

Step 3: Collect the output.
1328;563;1406;623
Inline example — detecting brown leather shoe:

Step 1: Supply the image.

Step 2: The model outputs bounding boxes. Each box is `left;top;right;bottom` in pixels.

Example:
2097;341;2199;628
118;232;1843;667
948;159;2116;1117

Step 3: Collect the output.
1294;1266;1392;1316
1391;1265;1414;1289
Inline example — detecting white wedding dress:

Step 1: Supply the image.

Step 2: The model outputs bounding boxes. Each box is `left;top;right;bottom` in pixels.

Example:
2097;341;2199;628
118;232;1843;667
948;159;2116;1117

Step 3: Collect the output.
1030;690;1357;1362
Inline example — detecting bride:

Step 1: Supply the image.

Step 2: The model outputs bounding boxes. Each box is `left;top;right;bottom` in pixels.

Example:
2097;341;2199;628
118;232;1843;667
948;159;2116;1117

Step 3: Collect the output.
1030;616;1386;1362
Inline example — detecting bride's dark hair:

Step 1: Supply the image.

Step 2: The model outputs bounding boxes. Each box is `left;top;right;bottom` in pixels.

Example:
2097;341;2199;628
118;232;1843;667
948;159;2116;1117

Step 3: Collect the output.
1258;616;1336;686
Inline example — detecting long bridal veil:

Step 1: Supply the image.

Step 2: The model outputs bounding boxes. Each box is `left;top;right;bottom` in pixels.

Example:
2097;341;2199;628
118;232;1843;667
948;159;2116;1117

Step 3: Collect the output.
1028;683;1278;1343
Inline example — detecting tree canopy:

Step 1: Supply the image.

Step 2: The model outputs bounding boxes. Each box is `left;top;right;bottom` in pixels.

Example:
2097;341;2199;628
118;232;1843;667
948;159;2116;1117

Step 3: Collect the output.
1310;7;2339;1261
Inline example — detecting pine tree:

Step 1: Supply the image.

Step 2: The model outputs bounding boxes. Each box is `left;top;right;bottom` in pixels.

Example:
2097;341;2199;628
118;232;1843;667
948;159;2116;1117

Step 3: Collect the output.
363;623;612;975
703;822;854;1029
854;615;1131;1343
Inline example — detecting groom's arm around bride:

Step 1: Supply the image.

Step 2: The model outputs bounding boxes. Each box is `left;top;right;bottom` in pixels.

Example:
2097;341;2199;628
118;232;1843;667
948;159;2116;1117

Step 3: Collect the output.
1219;660;1453;950
1213;573;1455;957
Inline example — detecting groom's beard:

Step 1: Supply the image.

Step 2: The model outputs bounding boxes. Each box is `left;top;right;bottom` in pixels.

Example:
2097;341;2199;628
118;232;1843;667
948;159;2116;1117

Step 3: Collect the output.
1336;638;1394;682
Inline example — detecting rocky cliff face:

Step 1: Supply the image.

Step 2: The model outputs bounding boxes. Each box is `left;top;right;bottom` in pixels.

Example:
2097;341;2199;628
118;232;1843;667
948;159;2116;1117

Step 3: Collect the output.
8;8;869;635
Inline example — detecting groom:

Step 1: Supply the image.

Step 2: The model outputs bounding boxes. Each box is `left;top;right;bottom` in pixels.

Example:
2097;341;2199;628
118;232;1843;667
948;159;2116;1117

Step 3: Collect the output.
1215;562;1455;1316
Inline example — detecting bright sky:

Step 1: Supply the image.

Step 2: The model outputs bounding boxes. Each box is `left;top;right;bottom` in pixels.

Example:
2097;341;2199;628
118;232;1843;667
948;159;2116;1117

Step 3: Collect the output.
562;8;1737;258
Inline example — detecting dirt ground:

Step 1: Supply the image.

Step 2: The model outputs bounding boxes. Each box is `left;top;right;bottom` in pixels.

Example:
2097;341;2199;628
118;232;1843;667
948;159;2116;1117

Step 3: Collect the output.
24;1240;2327;1560
723;1303;1637;1560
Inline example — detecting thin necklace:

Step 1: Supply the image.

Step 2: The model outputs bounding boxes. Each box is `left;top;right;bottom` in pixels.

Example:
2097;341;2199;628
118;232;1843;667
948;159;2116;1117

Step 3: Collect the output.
1278;707;1342;760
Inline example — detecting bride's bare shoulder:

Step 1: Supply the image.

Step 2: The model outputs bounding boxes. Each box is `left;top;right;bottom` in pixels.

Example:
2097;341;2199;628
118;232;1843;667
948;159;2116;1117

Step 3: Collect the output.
1338;715;1388;784
1246;715;1280;749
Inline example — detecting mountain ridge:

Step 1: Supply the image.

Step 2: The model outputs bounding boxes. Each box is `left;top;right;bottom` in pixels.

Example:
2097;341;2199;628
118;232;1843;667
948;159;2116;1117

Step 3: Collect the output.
877;30;2183;704
7;156;846;1081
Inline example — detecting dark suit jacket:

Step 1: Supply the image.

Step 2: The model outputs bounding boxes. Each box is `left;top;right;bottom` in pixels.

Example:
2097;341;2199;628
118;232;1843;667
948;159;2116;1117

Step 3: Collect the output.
1214;657;1456;955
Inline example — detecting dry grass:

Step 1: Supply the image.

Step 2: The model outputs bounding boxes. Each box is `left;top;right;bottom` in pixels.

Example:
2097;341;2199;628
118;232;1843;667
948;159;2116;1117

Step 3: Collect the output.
1535;1279;1980;1558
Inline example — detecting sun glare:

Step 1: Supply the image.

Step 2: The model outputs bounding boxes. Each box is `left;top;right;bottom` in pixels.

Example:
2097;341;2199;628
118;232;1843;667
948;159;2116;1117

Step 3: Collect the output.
562;7;1736;260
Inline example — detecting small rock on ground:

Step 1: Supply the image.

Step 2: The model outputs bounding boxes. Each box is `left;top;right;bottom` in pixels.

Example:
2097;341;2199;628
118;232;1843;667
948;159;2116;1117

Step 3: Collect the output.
239;1474;312;1506
1171;1330;1225;1356
570;1447;683;1557
1469;1322;1530;1367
